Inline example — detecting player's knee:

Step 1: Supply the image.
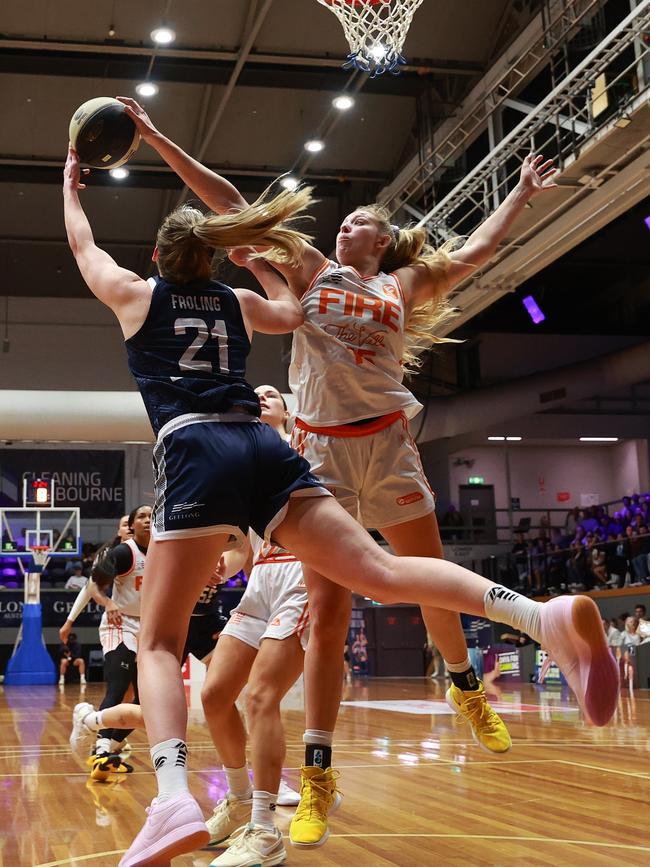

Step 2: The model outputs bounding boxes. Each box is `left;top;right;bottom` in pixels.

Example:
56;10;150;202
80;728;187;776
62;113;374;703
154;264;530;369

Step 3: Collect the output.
245;681;279;720
201;679;228;715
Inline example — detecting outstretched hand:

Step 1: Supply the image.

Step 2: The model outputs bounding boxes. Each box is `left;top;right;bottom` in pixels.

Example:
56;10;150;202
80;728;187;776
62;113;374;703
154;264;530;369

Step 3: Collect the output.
116;97;159;140
519;153;558;197
63;146;90;191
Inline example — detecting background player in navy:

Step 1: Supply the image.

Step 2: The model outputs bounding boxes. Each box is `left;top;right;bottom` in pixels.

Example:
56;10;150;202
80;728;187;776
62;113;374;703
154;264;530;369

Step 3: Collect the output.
63;143;617;867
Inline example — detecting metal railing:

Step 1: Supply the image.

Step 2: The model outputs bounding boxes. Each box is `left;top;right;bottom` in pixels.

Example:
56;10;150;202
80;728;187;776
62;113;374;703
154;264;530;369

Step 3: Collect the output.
415;0;650;247
380;0;608;214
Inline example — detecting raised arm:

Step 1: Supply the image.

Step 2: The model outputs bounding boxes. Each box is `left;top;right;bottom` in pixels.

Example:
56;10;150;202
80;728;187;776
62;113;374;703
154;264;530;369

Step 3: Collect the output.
117;97;247;214
63;147;152;337
401;154;557;305
231;249;304;335
117;98;327;292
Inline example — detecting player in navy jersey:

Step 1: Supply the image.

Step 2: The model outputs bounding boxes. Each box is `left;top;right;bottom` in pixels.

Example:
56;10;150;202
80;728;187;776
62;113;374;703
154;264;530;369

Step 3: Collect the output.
63;140;617;866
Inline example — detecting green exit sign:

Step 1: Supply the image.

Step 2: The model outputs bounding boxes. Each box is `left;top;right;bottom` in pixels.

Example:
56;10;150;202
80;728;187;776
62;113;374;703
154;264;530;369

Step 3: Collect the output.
468;476;485;485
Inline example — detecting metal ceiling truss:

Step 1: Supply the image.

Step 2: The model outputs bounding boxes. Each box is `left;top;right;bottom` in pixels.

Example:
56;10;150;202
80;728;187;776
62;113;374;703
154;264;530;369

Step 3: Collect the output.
415;1;650;236
378;0;608;214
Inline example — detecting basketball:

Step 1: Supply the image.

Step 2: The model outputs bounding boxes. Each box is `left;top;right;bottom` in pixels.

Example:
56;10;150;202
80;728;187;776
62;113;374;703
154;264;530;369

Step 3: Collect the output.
69;97;140;169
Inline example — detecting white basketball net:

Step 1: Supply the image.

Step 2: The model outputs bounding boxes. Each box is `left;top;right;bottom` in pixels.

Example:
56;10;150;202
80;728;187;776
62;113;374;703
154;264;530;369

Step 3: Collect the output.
318;0;426;76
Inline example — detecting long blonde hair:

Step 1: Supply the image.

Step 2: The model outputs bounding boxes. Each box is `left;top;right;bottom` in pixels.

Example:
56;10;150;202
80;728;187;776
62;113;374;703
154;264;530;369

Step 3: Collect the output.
354;204;461;371
156;184;315;285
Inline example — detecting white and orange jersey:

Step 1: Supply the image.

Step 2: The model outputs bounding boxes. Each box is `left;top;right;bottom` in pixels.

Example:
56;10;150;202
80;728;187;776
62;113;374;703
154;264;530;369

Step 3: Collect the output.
110;538;146;617
250;531;298;569
289;260;422;427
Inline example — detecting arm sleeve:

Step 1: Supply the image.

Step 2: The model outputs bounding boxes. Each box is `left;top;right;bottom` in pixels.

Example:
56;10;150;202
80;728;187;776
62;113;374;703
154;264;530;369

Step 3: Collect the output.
66;582;93;623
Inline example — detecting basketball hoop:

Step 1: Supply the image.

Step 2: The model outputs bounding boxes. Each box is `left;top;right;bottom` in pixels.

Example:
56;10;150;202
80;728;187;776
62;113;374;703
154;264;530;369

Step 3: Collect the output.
317;0;425;76
29;545;51;569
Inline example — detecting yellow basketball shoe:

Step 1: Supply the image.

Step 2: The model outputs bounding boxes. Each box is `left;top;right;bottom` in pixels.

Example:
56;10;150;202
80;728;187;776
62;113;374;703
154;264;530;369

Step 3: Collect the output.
446;681;512;753
87;752;134;781
289;766;341;849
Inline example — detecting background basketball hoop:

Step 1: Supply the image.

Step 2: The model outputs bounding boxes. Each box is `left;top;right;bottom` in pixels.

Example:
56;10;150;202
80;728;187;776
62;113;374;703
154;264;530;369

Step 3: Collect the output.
317;0;426;76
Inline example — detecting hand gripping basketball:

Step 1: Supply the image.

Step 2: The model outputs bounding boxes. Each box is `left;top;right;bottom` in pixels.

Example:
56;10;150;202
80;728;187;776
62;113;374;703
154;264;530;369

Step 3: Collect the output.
64;146;90;191
116;97;160;142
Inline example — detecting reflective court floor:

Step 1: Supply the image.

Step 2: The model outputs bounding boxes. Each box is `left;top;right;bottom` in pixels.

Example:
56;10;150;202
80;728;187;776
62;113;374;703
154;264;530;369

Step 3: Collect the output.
1;677;648;866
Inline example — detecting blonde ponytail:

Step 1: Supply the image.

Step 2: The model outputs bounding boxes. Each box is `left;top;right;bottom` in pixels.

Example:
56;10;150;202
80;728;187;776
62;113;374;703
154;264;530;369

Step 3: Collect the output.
156;183;316;284
352;204;462;371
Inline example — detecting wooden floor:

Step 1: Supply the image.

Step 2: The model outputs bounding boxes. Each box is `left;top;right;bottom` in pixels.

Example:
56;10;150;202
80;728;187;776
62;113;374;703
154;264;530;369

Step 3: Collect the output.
1;677;649;867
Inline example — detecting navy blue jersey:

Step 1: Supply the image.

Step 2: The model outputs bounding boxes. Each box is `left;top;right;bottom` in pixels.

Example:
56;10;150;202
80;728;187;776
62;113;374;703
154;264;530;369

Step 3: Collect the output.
126;276;260;434
193;578;222;617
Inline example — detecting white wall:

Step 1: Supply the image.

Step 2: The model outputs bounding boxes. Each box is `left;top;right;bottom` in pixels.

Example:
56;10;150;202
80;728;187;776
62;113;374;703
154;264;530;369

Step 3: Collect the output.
448;443;634;514
0;296;289;391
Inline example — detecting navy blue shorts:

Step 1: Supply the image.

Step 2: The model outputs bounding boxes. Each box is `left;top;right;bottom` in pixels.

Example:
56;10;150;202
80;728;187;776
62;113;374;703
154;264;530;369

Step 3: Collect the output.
151;413;329;547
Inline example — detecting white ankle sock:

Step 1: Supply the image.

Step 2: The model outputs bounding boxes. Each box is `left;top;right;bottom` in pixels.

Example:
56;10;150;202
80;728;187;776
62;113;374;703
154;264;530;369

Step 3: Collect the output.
224;764;252;800
444;656;472;673
484;585;542;643
83;710;104;732
151;738;189;802
95;736;111;755
251;790;277;830
302;729;333;747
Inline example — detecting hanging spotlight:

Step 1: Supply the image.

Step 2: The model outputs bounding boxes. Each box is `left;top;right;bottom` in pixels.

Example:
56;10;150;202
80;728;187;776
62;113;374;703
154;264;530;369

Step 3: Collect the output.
333;94;355;111
109;167;129;180
151;26;176;45
280;176;299;191
304;139;324;153
136;81;159;97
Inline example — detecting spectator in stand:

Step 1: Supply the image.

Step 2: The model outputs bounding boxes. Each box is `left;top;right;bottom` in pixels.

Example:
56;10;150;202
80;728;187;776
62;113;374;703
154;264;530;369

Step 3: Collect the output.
511;532;529;589
589;544;608;587
634;604;650;643
65;565;88;591
59;632;86;686
566;536;587;589
631;526;650;583
565;507;579;538
603;618;622;649
581;508;599;534
620;616;640;688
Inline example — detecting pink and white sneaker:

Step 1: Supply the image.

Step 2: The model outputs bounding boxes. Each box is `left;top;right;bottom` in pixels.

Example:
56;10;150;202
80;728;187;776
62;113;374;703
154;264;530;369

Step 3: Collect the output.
539;595;619;726
119;791;209;866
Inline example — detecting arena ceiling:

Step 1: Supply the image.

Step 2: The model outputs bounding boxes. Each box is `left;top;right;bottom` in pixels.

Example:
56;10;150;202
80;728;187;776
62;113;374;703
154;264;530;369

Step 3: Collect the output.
0;0;542;297
0;0;647;358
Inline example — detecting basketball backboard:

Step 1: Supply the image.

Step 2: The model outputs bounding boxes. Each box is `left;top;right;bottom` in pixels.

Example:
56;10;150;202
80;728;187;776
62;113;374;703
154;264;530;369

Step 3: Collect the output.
0;507;81;558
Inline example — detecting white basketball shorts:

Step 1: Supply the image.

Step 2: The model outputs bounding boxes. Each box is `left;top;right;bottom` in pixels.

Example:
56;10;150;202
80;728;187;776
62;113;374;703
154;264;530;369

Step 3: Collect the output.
291;410;435;529
220;558;309;651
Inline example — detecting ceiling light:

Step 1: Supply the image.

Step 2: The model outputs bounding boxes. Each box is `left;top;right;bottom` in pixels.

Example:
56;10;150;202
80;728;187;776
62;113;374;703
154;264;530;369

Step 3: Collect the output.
370;43;388;61
280;175;299;191
579;437;619;442
333;94;355;111
151;26;175;44
136;81;159;97
109;167;129;180
304;139;324;153
522;294;545;325
506;437;522;441
488;436;505;441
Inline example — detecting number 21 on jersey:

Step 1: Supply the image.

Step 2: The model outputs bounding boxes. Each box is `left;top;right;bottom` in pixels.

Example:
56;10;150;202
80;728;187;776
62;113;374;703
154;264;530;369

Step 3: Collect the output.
172;317;229;380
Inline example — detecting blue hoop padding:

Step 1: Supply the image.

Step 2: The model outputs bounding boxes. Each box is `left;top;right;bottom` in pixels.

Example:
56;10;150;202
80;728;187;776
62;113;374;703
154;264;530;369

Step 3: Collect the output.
4;603;57;685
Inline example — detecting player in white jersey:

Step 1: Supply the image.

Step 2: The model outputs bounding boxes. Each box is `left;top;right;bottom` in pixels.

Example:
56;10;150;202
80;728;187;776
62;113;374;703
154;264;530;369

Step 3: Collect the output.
203;385;311;867
88;504;151;779
204;158;560;847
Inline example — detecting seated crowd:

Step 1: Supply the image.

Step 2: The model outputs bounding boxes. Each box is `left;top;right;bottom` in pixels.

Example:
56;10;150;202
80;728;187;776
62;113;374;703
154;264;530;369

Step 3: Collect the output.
510;493;650;595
